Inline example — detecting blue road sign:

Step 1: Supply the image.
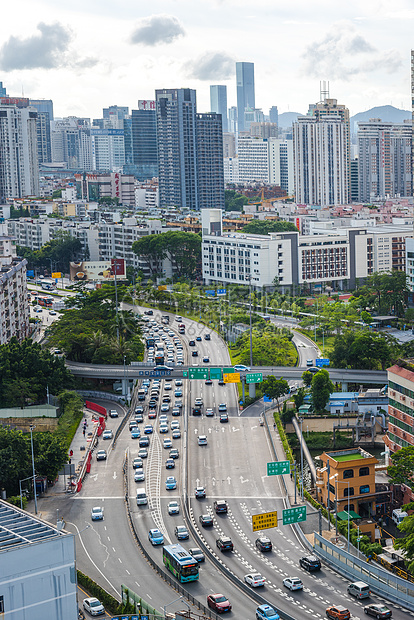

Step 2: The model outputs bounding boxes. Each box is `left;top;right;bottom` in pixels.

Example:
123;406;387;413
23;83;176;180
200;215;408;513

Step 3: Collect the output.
137;370;172;378
27;270;34;277
315;358;330;367
263;395;272;403
217;288;226;296
205;290;216;297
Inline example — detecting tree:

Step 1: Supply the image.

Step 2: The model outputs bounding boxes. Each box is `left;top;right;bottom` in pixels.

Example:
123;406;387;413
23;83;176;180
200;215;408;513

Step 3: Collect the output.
330;330;400;370
224;189;248;212
301;370;313;387
293;386;306;410
242;220;298;235
261;376;290;412
387;447;414;486
394;501;414;573
311;369;334;412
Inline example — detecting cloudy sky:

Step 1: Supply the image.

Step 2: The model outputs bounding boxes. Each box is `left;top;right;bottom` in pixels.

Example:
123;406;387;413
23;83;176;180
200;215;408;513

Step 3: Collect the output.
0;0;412;120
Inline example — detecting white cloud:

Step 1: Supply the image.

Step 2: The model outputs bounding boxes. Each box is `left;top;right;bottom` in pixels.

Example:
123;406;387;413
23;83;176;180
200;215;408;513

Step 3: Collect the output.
130;14;185;46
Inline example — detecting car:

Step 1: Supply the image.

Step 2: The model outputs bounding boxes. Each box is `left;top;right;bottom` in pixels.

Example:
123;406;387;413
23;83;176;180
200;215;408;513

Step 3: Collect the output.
131;429;141;439
218;379;225;386
166;476;177;490
83;597;105;616
102;429;113;440
174;389;183;397
191;350;198;358
175;379;183;386
169;448;179;459
145;310;153;315
164;383;172;391
199;513;214;527
234;364;251;372
172;407;180;416
148;528;164;545
207;594;231;614
159;424;169;434
198;435;208;446
148;400;157;409
159;414;168;424
168;501;180;515
204;333;211;340
193;407;202;416
363;604;392;619
49;310;57;316
135;413;144;423
160;403;170;412
326;606;351;620
195;486;206;498
138;448;148;458
129;420;138;430
220;413;229;423
91;506;104;521
189;547;205;562
171;420;180;430
203;356;210;363
153;365;173;371
214;500;228;513
134;468;145;482
139;436;149;447
133;457;143;469
196;336;202;341
96;449;107;461
205;378;212;385
148;410;157;419
216;536;233;551
172;429;181;439
189;340;195;346
255;536;272;551
144;424;153;434
283;577;303;591
255;604;280;620
164;437;172;449
166;458;175;469
299;554;321;572
245;573;266;587
218;403;227;412
195;397;203;406
175;400;183;408
109;409;119;418
175;525;189;540
175;315;182;321
206;408;214;416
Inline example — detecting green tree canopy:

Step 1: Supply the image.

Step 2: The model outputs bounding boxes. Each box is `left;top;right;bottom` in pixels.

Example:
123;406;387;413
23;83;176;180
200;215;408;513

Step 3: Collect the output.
261;376;290;411
387;447;414;487
311;369;334;412
242;220;298;235
132;231;201;280
394;501;414;573
330;330;400;370
224;189;249;212
18;230;82;272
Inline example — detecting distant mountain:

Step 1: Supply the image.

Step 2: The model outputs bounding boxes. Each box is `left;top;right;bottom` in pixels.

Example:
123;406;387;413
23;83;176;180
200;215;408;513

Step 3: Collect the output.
350;105;411;133
278;112;303;128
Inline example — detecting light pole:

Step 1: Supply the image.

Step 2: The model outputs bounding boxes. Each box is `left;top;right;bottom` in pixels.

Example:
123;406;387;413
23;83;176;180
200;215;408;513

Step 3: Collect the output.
123;355;127;401
19;475;34;510
299;417;304;500
29;424;38;514
162;595;190;618
248;276;253;368
113;257;120;342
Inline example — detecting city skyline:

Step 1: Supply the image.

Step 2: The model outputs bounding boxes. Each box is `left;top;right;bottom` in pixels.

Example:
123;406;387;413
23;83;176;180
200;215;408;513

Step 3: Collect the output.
0;2;412;120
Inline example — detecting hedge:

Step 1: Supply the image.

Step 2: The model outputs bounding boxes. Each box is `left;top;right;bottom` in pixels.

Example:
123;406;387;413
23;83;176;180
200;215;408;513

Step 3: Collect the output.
77;570;133;615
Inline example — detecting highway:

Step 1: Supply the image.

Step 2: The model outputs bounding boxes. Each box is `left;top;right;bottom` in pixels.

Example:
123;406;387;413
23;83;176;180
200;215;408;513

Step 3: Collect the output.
57;308;403;620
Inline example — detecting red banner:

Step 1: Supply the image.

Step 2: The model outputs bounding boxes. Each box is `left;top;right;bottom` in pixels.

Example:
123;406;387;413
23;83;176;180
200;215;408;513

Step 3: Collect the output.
85;401;107;417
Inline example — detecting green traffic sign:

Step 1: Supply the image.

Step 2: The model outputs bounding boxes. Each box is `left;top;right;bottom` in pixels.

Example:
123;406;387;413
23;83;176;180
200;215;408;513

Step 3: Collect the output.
246;372;263;384
189;367;209;380
223;367;235;374
282;505;307;525
183;370;188;378
210;368;222;380
267;461;290;476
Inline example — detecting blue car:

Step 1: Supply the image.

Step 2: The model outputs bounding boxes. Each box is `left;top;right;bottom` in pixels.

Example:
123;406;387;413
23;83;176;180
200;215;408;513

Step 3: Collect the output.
256;605;280;620
166;476;177;490
131;429;140;439
148;528;164;546
174;389;183;397
144;424;153;434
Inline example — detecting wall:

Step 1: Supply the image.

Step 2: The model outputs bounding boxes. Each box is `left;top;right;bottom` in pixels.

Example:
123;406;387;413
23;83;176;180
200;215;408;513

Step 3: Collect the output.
0;404;58;419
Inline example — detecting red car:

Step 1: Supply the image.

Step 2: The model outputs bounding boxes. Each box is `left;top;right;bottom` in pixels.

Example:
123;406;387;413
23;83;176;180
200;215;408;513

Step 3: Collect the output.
207;594;232;614
148;411;157;419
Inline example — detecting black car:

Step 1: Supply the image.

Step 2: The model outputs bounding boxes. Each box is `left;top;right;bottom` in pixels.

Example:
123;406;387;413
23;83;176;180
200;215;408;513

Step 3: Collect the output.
204;334;211;340
148;400;157;409
196;336;202;341
145;310;153;315
299;555;321;572
199;514;214;527
191;350;198;357
220;413;229;423
189;547;205;562
139;436;150;447
255;536;272;552
214;500;228;514
218;379;225;386
216;536;233;551
189;340;195;346
193;407;202;416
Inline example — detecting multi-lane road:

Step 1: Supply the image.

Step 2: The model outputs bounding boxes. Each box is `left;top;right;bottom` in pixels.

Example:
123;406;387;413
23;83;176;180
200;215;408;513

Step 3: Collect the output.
60;309;405;620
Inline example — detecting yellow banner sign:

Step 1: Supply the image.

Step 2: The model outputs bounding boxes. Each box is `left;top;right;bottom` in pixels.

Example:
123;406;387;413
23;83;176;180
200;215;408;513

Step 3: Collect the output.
158;285;167;291
223;372;240;383
252;510;278;532
52;272;62;279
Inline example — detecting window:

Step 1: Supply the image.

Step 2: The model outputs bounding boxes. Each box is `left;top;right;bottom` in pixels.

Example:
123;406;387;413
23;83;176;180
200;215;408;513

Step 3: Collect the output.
359;485;370;494
328;483;335;494
359;467;369;477
343;469;354;479
344;487;354;497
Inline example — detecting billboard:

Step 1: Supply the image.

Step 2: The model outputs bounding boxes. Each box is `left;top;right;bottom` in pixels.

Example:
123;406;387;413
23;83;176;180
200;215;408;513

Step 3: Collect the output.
138;100;156;110
70;259;126;281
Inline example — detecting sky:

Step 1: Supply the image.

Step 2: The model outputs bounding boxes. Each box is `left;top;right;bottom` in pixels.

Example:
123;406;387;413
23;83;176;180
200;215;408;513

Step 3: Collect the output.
0;0;413;121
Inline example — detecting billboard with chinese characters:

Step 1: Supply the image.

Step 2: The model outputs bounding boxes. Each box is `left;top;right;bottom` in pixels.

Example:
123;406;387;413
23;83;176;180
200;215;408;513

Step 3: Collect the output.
138;100;156;110
69;259;126;281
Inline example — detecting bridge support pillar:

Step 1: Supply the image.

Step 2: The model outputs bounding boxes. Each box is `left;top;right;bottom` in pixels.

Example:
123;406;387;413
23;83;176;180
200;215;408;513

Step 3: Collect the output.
341;382;348;391
249;382;256;398
122;378;130;403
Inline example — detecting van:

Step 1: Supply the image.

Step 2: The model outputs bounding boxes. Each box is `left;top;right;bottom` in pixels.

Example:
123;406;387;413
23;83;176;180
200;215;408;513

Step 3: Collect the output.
138;389;146;401
136;488;147;505
347;581;370;599
392;508;408;525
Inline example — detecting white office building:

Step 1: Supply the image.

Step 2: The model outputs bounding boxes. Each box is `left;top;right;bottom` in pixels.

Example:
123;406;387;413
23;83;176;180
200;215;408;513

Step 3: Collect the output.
223;157;239;183
237;136;269;183
91;128;125;172
268;138;294;195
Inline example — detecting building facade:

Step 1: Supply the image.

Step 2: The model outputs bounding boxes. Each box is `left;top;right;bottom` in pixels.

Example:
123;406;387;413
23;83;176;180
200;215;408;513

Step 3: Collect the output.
387;360;414;452
0;223;29;344
91;128;125;171
75;172;135;205
210;85;228;132
237;136;269;183
51;117;93;170
124;103;158;181
196;113;225;210
268;138;294;195
236;62;255;133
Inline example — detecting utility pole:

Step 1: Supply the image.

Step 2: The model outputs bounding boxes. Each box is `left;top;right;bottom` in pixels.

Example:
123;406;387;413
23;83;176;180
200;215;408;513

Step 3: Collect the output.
30;425;38;515
249;277;253;367
113;258;120;342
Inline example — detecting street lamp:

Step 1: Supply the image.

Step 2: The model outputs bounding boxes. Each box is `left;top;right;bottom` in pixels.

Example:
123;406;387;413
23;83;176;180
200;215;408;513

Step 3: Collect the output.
248;276;253;368
29;424;38;515
19;475;34;510
162;595;190;618
299;417;304;500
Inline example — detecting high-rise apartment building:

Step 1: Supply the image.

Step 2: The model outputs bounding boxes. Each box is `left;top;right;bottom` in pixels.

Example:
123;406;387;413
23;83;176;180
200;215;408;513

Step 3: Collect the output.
228;107;238;134
293;99;350;206
0;104;39;200
0;82;7;97
125;102;158;180
156;88;198;210
103;105;129;127
196;113;225;210
236;62;255;133
51;117;93;170
91;128;125;171
357;119;412;201
269;106;278;126
268;138;294;195
210;85;228;132
250;122;278;139
0;222;29;344
223;133;236;158
238;136;269;183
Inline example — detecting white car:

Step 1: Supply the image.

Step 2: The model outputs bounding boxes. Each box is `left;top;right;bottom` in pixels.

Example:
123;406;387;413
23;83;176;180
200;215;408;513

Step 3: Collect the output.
198;435;208;446
91;506;103;521
83;597;105;616
168;501;180;515
244;572;266;587
102;429;113;440
164;437;172;449
283;577;303;591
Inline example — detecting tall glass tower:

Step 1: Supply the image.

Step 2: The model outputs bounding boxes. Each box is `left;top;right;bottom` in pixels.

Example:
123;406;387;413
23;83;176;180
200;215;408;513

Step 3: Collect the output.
236;62;255;133
210;85;228;132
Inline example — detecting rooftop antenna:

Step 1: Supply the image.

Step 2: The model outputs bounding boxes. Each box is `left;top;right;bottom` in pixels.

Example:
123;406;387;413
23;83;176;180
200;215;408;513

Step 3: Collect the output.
21;84;24;97
320;80;329;103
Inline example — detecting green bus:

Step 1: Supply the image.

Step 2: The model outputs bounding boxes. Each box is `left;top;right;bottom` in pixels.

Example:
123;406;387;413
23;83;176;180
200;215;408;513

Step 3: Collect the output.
162;544;199;582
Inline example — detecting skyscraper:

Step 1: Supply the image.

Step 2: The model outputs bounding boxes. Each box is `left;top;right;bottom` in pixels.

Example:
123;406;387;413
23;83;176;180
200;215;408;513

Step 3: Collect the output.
210;85;228;132
0;104;39;200
196;113;225;210
30;99;54;165
156;88;198;209
236;62;255;133
128;102;158;180
269;106;278;126
0;82;7;97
